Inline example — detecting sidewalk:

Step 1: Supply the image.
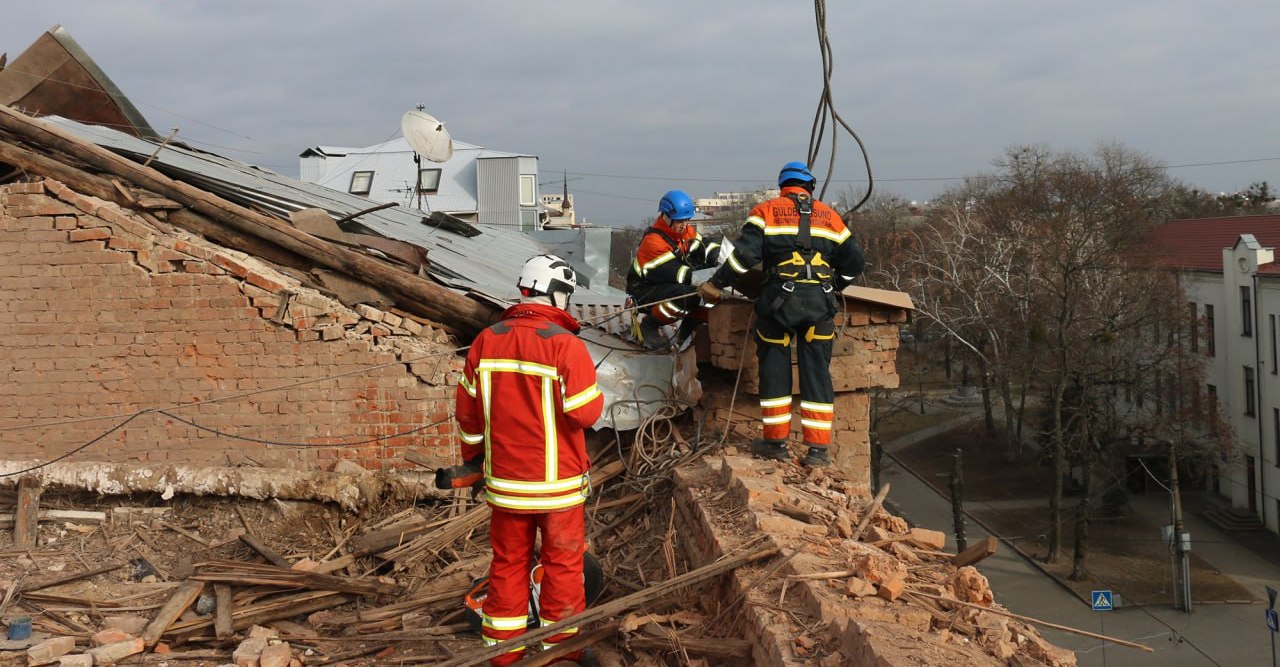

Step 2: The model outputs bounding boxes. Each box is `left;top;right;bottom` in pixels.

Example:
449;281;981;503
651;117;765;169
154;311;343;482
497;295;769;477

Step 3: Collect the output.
878;408;1280;666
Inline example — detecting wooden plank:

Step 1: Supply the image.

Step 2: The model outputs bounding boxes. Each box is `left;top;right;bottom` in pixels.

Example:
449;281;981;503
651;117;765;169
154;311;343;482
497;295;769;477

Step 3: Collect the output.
519;622;620;666
433;538;778;667
0;509;107;528
402;449;440;470
213;584;233;640
166;591;352;639
19;562;122;593
239;534;290;568
950;535;998;568
849;482;891;543
629;634;751;659
350;516;430;555
142;579;205;647
191;560;401;597
908;591;1153;652
13;476;41;549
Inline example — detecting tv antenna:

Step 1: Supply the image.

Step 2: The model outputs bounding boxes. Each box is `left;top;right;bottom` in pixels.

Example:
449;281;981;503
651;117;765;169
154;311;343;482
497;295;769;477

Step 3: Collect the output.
401;104;453;211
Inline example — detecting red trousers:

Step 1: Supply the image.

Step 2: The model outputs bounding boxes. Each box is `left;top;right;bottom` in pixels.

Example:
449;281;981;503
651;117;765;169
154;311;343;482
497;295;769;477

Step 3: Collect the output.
483;505;586;666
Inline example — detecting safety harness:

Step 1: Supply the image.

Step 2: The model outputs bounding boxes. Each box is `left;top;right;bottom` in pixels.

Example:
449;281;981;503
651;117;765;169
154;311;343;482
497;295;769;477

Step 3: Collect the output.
766;194;835;314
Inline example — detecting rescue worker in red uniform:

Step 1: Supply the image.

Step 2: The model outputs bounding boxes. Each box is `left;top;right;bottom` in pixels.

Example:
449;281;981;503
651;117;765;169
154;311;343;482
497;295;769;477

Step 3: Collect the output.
626;190;720;349
453;254;605;666
698;162;864;467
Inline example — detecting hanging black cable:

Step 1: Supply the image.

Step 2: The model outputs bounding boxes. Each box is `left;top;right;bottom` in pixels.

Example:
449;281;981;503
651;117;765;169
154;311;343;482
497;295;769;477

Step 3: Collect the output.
808;0;874;214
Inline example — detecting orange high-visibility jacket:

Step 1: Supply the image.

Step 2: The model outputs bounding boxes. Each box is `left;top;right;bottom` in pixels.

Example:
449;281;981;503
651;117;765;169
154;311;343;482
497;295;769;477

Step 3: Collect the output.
627;217;720;290
455;302;604;513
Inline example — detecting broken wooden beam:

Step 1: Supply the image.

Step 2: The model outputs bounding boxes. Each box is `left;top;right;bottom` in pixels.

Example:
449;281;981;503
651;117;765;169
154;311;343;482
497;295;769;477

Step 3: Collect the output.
0;509;107;528
950;535;998;568
213;584;233;640
142;579;205;647
0;106;498;337
19;562;122;593
192;560;402;597
13;476;40;549
629;633;752;660
907;591;1154;652
350;516;435;556
239;534;290;568
849;482;890;543
520;621;621;667
165;591;353;640
433;537;778;667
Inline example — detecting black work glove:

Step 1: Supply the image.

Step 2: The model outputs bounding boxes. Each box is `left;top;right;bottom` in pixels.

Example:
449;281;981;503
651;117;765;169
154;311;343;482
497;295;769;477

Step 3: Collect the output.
434;457;483;490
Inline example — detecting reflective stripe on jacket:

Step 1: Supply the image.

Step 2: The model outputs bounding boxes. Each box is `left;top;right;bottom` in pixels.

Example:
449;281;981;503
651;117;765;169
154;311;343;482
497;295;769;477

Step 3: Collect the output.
627;218;720;290
714;186;864;288
455;302;605;512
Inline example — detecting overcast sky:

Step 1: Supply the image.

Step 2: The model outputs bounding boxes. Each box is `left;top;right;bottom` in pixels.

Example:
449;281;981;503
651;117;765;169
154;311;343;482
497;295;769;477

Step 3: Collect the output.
3;1;1277;228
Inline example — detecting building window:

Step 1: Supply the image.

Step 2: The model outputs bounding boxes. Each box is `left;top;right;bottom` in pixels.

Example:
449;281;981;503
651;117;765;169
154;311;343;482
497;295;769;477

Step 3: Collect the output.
349;171;374;195
1272;314;1278;374
1245;366;1256;417
418;168;442;193
1274;408;1279;468
1188;302;1198;353
1242;286;1253;337
519;209;538;231
1206;305;1216;356
1207;384;1218;434
519;175;536;207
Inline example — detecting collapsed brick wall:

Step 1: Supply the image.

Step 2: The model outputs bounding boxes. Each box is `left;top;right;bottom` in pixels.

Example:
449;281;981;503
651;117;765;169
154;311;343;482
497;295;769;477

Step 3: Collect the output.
0;179;463;471
702;299;904;497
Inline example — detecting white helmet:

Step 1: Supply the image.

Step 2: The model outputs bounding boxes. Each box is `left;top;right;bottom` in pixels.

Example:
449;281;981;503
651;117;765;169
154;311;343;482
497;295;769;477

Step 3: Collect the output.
518;254;577;307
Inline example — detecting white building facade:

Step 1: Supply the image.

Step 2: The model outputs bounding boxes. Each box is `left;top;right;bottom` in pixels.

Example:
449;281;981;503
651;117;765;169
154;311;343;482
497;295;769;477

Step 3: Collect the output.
1160;217;1280;534
299;138;541;230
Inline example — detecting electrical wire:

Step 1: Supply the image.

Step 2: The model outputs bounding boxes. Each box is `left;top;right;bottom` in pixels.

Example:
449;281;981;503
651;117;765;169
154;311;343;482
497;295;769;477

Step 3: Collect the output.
0;290;724;475
807;0;873;212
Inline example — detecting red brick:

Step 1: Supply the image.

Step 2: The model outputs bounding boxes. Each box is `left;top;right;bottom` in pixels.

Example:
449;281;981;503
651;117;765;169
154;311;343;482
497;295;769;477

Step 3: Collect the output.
246;271;287;292
6;180;46;194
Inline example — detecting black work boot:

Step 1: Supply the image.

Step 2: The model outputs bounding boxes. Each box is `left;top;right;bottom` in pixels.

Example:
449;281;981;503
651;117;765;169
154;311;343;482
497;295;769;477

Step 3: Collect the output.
635;314;669;350
750;438;790;461
672;316;702;348
803;446;831;467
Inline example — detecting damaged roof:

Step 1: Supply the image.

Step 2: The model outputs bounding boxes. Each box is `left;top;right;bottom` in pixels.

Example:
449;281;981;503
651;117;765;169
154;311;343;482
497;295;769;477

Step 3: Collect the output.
0;25;157;140
44;116;618;311
20;115;675;431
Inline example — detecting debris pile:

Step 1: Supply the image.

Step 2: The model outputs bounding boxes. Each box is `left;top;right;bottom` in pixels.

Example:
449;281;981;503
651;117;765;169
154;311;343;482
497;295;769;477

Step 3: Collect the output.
670;452;1079;665
0;429;1083;667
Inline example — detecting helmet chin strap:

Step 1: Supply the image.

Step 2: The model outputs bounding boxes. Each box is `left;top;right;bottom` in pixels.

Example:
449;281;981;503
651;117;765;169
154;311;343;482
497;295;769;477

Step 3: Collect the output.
551;291;571;310
520;291;571;310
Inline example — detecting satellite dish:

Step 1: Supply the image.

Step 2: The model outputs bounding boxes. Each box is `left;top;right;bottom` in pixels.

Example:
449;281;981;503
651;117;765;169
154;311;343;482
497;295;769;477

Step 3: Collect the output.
401;109;453;163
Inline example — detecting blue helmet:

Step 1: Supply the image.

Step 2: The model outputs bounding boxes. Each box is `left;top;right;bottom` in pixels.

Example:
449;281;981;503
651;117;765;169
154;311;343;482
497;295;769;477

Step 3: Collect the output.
778;161;815;189
658;190;696;221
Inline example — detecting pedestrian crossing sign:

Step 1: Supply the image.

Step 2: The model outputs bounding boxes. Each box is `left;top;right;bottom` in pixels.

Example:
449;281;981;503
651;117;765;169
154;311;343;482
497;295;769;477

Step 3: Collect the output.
1091;590;1113;611
1267;608;1278;633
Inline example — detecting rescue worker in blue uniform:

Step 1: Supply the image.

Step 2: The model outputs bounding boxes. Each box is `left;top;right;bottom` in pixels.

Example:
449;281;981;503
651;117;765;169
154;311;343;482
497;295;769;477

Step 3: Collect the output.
626;190;720;349
697;162;864;467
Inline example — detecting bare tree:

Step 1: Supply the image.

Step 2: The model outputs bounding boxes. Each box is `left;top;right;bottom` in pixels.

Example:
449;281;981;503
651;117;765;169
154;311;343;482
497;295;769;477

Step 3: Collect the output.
891;143;1225;566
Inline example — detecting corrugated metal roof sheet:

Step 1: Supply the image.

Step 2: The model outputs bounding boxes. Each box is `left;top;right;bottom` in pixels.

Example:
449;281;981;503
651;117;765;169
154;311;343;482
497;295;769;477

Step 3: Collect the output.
45;116;617;307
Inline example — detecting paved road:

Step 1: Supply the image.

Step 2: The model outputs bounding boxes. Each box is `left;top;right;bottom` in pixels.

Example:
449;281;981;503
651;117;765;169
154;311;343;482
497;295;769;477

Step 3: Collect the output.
881;415;1280;667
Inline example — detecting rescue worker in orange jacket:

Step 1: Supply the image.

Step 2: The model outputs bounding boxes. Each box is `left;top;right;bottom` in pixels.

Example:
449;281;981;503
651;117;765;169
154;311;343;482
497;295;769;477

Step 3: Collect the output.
453;254;605;666
626;190;720;349
697;162;864;467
